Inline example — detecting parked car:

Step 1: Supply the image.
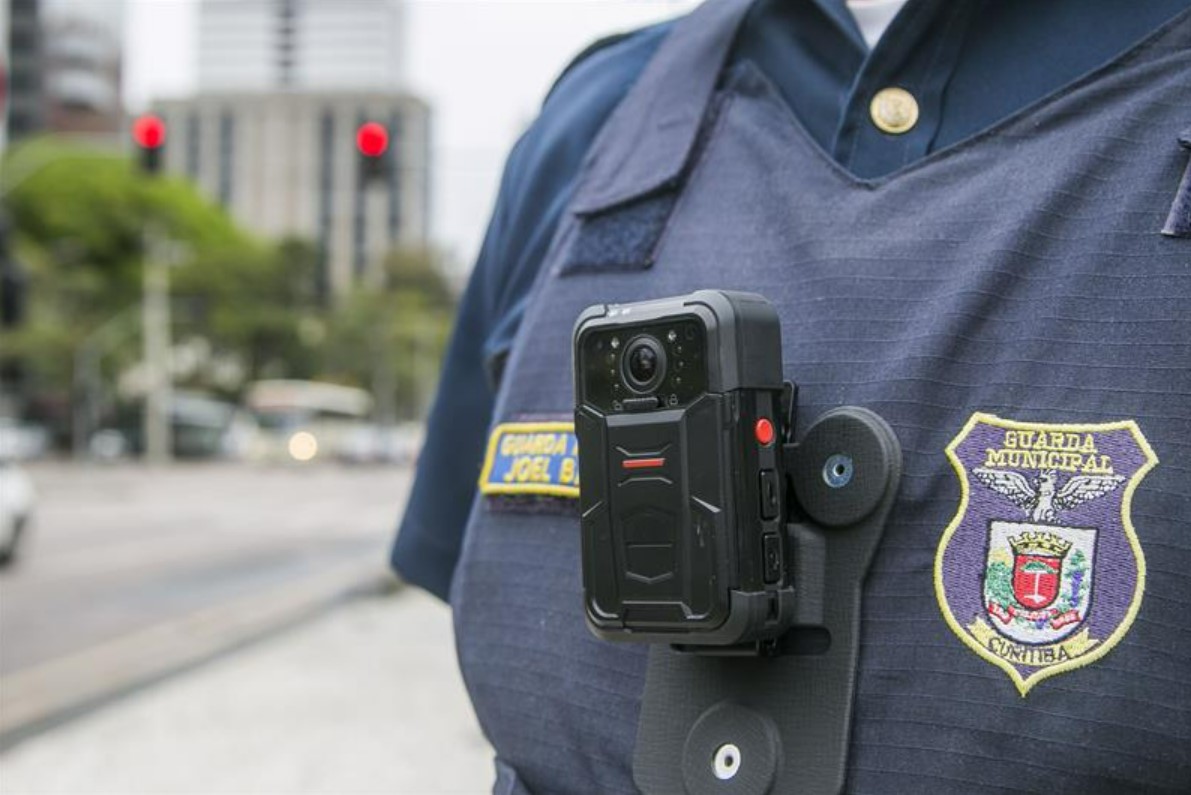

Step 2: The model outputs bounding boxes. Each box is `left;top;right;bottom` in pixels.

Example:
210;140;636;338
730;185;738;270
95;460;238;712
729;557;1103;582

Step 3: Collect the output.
92;391;256;460
0;417;51;461
0;459;34;566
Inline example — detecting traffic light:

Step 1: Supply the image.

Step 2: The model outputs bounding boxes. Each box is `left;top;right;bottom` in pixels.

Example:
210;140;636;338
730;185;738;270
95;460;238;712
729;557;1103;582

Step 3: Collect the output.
356;121;390;184
132;114;167;175
0;213;26;330
0;212;27;393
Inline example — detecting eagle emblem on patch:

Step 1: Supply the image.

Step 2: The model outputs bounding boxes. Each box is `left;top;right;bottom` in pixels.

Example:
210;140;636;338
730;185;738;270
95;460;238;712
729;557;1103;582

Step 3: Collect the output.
934;413;1158;695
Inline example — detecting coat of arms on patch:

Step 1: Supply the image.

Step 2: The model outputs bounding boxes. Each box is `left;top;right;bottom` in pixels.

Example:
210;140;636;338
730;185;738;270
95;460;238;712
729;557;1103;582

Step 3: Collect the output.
934;413;1158;695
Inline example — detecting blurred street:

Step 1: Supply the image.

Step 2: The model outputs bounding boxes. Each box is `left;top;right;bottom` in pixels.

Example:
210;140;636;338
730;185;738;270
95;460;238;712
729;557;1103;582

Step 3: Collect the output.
0;588;494;794
0;463;411;741
0;1;707;791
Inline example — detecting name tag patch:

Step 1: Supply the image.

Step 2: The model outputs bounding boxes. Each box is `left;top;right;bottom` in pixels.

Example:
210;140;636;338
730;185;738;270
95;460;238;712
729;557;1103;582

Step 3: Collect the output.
479;421;579;498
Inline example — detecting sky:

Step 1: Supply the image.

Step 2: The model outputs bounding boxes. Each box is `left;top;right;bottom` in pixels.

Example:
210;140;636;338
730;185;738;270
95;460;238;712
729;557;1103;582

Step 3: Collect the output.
120;0;700;276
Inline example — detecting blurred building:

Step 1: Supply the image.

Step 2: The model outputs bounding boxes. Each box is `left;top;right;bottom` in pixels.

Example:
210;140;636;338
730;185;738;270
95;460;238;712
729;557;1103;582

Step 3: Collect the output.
197;0;407;94
154;0;428;296
4;0;45;148
2;0;125;149
41;0;124;139
1;3;10;151
155;92;430;295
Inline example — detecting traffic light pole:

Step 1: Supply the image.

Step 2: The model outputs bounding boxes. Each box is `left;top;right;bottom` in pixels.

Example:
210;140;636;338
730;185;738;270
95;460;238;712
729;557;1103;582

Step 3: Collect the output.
72;306;138;458
129;115;174;464
142;225;173;465
356;121;399;429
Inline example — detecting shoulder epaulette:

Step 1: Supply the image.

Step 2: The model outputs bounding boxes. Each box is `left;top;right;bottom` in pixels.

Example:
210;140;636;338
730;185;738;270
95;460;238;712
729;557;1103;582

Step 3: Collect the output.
543;31;637;107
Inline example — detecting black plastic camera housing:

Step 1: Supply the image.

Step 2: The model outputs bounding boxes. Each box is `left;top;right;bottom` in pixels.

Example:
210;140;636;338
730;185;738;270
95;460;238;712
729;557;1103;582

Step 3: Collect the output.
573;290;795;646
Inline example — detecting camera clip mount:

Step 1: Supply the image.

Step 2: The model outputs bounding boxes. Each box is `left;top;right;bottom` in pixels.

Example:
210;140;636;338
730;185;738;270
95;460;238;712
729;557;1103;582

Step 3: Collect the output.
634;405;902;795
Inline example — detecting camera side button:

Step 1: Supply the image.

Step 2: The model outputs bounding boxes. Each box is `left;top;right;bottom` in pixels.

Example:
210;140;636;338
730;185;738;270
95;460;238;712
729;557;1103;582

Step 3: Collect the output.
762;535;781;584
758;469;779;521
754;417;775;446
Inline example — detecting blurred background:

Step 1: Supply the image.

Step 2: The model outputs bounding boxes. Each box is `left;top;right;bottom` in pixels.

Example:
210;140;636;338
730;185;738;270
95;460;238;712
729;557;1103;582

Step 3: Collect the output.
0;1;697;792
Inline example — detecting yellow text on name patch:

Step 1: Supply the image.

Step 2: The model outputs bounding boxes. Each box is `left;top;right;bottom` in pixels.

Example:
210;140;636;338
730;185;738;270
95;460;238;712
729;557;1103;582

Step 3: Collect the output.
478;421;579;498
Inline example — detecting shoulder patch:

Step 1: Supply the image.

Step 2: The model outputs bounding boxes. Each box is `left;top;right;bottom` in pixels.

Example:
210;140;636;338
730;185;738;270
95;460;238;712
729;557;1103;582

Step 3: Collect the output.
934;413;1158;695
479;421;579;498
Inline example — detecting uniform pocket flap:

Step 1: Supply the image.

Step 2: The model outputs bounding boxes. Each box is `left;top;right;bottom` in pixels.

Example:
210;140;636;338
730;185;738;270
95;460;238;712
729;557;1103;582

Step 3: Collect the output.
558;190;679;275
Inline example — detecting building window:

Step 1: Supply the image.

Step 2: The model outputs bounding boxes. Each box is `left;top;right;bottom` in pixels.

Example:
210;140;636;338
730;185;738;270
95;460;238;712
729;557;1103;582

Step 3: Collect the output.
317;108;335;302
277;0;296;88
420;110;432;244
353;110;367;279
185;113;201;180
218;111;235;207
387;110;401;244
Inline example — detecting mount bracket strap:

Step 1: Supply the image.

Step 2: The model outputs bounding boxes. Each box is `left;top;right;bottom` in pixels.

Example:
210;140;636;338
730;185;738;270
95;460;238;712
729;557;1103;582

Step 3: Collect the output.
633;407;902;795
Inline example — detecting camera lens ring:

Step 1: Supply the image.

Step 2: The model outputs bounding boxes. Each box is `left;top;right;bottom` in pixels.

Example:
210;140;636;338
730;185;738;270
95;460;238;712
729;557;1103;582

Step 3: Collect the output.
621;335;667;394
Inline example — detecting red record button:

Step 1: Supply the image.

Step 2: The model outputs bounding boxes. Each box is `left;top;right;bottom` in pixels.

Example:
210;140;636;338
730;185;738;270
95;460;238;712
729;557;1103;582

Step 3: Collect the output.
754;417;775;446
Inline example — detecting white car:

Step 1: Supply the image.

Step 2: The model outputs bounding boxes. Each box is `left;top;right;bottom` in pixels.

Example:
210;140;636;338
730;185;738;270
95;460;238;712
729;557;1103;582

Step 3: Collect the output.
0;460;34;566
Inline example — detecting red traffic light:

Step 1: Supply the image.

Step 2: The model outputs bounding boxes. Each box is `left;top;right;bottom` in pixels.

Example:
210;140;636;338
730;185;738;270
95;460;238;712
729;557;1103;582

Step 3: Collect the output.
356;122;389;158
132;115;166;150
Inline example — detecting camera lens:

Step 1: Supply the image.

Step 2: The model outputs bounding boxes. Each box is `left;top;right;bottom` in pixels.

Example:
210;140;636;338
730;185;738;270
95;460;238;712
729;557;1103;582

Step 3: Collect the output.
629;345;657;382
622;336;666;392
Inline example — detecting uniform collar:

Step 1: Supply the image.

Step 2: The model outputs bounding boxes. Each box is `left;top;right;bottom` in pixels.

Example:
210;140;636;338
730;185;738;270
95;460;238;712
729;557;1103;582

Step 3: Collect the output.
809;0;869;52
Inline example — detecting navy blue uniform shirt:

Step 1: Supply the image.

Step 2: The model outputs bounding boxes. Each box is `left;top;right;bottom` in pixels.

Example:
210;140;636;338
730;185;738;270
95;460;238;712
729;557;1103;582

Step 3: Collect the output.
392;0;1191;599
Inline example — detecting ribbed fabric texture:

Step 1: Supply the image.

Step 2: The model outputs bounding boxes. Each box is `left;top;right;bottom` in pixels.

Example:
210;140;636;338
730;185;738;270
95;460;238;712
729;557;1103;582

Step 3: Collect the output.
452;11;1191;794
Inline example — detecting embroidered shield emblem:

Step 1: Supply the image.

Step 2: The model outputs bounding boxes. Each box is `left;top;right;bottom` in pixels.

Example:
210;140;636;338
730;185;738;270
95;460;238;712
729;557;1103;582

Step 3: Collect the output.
935;413;1158;695
1010;542;1063;611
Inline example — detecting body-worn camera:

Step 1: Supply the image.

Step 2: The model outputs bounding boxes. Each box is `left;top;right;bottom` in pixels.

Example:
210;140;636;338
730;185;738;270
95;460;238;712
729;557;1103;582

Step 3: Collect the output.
575;291;903;789
573;291;796;647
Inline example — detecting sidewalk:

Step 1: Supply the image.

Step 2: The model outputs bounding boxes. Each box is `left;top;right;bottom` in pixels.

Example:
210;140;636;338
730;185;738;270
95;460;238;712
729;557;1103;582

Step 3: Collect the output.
0;589;495;795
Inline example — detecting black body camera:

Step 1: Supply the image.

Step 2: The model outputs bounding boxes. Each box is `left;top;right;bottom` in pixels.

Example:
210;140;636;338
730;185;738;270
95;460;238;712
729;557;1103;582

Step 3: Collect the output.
575;291;904;790
573;291;796;647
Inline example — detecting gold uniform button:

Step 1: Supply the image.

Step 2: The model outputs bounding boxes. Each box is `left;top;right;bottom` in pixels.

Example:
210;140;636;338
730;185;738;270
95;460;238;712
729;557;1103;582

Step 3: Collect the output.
870;87;919;135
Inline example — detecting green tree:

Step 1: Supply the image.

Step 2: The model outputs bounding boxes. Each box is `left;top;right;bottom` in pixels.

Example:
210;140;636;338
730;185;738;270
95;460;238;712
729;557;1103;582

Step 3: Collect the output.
2;138;457;439
1;139;317;430
320;247;455;419
173;236;326;387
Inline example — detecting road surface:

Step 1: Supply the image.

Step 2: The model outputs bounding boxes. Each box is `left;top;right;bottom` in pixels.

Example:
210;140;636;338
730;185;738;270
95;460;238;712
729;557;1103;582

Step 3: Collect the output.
0;462;410;740
0;588;495;794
